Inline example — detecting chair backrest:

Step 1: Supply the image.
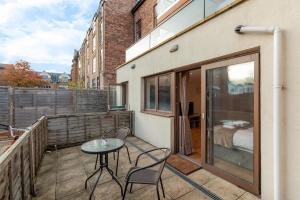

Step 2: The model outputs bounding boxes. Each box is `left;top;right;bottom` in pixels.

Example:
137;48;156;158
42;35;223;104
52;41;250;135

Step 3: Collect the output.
116;127;131;141
157;148;172;177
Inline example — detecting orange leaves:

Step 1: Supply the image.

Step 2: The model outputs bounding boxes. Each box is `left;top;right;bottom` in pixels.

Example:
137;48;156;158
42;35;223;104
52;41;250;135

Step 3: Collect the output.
2;60;47;88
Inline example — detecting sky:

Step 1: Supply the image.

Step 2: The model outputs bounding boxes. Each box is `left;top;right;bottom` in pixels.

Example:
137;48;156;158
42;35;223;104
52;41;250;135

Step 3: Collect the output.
0;0;99;73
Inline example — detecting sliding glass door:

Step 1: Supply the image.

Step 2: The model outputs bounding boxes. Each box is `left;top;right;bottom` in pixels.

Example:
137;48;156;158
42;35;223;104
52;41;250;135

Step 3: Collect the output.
201;53;260;194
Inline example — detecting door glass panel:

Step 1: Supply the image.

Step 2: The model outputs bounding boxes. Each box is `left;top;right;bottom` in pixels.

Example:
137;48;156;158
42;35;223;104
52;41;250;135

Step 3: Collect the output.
206;61;255;183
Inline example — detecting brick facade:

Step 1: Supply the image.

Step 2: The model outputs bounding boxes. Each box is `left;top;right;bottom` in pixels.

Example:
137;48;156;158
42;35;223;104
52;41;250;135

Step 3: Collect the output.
76;0;135;90
103;0;135;87
71;50;79;82
132;0;157;39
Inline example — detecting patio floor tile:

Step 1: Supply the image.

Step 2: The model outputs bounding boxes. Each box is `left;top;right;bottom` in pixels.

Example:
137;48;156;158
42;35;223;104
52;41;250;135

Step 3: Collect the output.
33;136;261;200
175;189;210;200
163;175;194;199
203;177;245;200
56;176;87;199
188;169;217;185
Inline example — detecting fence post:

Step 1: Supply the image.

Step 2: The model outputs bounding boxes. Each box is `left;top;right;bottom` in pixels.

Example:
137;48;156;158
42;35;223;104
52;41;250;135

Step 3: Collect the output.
54;89;57;115
9;87;15;127
73;90;77;113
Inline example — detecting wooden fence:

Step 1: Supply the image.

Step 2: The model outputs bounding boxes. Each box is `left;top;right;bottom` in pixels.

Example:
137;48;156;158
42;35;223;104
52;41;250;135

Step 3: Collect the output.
47;111;133;148
0;117;47;200
0;87;108;128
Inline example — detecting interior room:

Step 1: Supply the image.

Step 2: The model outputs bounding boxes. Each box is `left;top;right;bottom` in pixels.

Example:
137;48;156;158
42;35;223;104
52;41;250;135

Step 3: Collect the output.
185;68;202;163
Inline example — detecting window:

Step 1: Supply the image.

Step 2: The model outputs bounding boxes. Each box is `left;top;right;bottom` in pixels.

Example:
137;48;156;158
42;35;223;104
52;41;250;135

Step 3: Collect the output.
135;19;142;41
92;57;96;73
108;83;128;111
93;21;96;33
92;78;97;89
153;4;158;27
100;20;104;45
100;48;104;70
93;36;96;52
144;73;173;114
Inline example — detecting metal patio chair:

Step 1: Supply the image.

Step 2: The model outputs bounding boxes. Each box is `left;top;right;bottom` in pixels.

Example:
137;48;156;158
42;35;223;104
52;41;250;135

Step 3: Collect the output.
122;148;171;200
94;127;132;176
0;123;19;140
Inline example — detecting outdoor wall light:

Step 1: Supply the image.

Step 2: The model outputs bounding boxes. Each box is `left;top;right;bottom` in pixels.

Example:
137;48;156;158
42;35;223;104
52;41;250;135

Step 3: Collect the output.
169;44;179;53
131;64;136;69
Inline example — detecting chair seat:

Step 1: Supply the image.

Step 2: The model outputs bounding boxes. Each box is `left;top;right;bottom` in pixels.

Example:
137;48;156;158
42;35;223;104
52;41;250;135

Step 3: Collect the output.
126;167;160;184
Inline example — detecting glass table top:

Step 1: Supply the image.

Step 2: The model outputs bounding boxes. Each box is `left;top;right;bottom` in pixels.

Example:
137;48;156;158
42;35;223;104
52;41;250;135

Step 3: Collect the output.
81;138;124;154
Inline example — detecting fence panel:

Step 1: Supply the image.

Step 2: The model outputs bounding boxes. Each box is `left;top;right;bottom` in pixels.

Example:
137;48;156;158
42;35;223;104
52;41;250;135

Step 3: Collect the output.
47;111;133;148
0;117;47;200
0;87;9;126
0;87;108;128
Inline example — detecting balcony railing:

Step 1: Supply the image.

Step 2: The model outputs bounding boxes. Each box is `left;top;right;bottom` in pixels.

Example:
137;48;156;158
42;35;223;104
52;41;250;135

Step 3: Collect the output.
126;0;236;61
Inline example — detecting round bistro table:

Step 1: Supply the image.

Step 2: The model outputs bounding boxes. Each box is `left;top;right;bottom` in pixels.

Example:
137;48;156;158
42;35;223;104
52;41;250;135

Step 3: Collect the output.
81;138;124;200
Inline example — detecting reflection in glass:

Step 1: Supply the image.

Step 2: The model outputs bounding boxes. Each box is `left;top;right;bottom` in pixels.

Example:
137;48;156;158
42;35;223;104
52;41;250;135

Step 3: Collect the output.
206;61;255;183
109;84;127;110
145;77;156;110
205;0;234;17
158;75;171;111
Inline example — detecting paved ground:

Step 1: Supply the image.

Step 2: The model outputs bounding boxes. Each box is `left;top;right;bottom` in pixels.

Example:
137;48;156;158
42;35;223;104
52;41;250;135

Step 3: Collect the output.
33;137;260;200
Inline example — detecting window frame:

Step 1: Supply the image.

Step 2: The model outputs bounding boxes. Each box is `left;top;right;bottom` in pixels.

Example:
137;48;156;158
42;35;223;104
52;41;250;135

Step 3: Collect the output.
108;82;128;111
135;19;142;42
201;53;260;195
142;72;175;116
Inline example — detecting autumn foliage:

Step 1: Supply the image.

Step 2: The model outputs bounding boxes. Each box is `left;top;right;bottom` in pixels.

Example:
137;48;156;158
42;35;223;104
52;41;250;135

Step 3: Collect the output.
1;60;47;88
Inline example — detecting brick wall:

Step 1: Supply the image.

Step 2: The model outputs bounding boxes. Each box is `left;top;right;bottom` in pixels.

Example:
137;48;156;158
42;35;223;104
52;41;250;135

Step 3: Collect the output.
102;0;135;88
133;0;157;38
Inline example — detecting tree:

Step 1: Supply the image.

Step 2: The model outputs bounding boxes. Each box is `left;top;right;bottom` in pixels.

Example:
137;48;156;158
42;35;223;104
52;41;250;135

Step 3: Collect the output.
68;80;84;89
2;60;47;88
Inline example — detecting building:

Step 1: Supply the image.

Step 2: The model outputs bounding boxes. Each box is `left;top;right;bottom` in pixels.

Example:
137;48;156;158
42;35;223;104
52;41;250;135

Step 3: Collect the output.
116;0;300;199
77;0;136;90
71;50;79;82
0;64;7;86
39;71;71;89
0;63;13;86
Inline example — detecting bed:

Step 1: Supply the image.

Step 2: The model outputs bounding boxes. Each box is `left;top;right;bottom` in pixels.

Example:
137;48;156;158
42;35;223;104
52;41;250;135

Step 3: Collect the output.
213;120;254;170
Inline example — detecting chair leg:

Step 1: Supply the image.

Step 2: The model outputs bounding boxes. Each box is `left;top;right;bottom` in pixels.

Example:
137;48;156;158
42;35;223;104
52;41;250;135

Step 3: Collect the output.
122;182;129;200
156;183;161;200
129;183;133;193
94;154;98;170
160;178;165;198
116;150;120;176
125;145;132;164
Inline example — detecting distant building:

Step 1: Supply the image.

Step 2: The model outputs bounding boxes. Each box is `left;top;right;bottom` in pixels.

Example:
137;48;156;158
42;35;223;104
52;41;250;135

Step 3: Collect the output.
0;63;13;86
39;71;71;89
75;0;136;90
71;50;79;82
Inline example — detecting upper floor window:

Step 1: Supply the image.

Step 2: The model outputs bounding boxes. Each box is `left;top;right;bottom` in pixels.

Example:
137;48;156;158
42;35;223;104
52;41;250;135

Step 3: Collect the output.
92;57;96;73
135;20;142;41
93;36;96;52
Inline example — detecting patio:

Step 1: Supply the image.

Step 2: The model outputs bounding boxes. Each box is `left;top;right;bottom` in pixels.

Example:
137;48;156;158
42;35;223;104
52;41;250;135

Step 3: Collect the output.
33;137;259;200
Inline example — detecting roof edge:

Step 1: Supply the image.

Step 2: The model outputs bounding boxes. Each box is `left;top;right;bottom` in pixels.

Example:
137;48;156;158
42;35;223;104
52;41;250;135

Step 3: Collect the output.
131;0;146;14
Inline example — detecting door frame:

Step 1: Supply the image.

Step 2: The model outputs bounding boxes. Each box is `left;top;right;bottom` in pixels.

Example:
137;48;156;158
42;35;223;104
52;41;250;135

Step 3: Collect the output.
200;53;260;195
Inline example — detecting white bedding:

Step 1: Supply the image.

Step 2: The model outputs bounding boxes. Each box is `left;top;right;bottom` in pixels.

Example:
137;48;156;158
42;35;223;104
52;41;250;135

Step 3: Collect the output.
233;128;253;152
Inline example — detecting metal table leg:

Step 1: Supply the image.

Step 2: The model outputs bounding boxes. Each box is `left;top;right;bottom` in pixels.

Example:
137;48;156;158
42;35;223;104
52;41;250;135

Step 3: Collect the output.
85;153;123;200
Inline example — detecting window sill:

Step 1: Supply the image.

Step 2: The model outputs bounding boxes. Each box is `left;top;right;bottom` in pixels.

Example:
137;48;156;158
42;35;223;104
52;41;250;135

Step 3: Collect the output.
141;110;174;118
